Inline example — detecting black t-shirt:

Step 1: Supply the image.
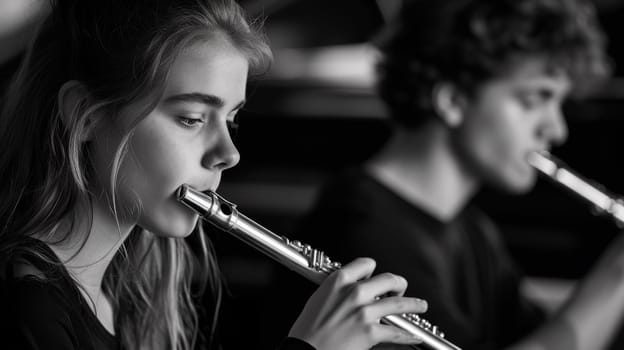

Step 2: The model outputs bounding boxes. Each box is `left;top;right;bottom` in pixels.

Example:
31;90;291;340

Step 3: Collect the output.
0;239;119;350
0;238;315;350
266;168;545;350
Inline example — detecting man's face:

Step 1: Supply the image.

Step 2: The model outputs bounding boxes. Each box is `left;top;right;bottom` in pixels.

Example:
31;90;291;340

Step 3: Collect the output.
452;57;571;193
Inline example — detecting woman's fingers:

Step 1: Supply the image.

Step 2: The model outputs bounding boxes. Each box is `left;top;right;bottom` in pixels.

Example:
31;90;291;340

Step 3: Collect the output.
344;297;428;347
329;257;377;287
289;256;430;350
358;296;428;322
291;258;378;332
307;258;378;324
364;323;425;345
349;272;409;304
322;267;424;330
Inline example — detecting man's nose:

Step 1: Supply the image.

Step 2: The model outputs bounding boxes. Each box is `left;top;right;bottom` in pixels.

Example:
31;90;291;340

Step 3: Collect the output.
539;104;568;146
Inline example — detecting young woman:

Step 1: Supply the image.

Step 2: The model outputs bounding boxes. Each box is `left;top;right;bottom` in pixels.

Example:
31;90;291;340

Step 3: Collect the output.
0;1;427;349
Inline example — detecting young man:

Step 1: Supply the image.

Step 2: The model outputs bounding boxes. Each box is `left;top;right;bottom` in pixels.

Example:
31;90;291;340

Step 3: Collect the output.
287;0;621;349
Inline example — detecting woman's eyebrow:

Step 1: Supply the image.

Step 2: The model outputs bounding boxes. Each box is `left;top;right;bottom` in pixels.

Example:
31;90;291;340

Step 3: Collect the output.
164;92;225;107
163;92;245;111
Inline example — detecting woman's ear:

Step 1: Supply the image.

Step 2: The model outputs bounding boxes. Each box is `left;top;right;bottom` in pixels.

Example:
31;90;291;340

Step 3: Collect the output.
58;80;97;141
432;82;467;128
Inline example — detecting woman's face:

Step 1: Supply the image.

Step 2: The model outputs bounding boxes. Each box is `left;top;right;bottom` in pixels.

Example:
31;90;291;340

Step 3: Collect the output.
452;57;571;193
91;36;247;237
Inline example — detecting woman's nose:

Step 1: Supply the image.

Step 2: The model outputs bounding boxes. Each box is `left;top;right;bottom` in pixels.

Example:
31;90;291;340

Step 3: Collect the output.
201;124;240;171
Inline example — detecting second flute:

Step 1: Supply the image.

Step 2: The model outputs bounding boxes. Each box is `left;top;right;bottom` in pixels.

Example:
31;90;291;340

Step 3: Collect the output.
528;151;624;227
177;184;461;350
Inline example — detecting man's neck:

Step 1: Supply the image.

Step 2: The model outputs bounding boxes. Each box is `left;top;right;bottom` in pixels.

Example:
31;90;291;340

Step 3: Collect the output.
367;124;479;221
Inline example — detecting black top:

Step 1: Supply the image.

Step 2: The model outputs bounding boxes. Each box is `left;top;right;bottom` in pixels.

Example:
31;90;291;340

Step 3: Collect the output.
277;337;316;350
0;238;119;350
265;168;545;350
0;238;315;350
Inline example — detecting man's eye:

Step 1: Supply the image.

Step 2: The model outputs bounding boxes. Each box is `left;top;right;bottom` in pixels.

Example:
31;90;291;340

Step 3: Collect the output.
518;94;543;109
178;116;204;128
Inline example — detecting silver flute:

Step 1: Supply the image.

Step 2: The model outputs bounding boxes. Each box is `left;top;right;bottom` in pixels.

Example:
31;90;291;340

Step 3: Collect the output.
177;184;462;350
528;151;624;227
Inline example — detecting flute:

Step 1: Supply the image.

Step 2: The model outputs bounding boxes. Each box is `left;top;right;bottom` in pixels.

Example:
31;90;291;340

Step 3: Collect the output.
528;151;624;227
177;184;462;350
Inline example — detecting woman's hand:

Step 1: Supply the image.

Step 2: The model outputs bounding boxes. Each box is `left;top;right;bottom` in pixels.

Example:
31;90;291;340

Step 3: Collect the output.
288;257;428;350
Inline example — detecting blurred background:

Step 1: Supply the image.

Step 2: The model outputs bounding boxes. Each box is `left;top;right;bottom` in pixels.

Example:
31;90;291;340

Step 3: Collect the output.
218;0;624;347
2;0;624;348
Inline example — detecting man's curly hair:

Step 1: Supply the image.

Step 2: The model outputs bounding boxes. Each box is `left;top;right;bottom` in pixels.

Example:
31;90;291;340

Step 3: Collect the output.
376;0;610;128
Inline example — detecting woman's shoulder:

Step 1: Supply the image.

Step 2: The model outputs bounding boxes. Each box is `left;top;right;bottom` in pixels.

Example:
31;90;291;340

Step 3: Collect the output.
1;237;75;320
1;244;74;321
0;274;80;349
4;274;72;319
1;236;64;275
0;239;100;349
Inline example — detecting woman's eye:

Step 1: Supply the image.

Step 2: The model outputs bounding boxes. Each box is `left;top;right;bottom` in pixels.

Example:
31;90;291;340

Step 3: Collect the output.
177;116;204;128
227;115;239;139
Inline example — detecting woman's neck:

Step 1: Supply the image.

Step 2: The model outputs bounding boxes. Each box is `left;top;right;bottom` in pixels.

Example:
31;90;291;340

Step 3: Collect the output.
35;195;135;336
367;123;480;221
44;196;134;299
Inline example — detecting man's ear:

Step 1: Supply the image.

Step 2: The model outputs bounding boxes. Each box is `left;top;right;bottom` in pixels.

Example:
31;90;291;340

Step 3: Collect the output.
57;80;97;141
432;82;467;128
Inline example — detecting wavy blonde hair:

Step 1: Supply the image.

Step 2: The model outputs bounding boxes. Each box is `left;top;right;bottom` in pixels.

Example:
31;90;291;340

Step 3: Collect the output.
0;0;272;349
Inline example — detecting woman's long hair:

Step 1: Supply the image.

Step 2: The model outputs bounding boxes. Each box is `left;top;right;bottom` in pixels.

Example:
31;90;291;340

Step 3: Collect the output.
0;0;271;349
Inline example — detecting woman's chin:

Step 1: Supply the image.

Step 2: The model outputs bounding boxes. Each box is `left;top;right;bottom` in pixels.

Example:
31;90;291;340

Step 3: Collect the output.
143;211;200;238
170;213;200;237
